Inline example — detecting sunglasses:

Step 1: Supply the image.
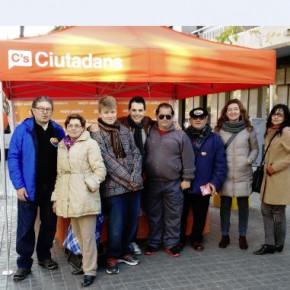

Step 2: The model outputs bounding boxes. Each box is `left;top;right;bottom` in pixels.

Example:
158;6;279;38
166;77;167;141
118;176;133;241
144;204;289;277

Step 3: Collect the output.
158;114;172;120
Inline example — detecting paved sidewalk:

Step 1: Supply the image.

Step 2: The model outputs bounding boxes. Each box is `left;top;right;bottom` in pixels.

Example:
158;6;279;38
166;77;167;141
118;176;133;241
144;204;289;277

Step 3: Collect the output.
1;172;290;289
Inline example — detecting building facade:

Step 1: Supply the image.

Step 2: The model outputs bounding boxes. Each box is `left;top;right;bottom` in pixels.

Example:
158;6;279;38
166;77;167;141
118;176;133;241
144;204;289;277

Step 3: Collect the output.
174;26;290;129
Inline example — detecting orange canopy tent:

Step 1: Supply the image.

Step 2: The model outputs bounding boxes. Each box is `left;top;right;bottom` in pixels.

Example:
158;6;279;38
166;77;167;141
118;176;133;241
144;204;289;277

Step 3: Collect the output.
0;26;276;100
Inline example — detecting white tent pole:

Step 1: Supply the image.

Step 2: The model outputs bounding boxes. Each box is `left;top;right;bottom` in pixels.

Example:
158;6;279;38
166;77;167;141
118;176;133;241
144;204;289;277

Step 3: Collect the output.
269;84;274;110
0;81;13;276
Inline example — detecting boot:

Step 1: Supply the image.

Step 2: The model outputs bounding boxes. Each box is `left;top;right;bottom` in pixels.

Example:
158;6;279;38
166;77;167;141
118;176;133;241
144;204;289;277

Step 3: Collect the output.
239;236;248;250
218;235;230;248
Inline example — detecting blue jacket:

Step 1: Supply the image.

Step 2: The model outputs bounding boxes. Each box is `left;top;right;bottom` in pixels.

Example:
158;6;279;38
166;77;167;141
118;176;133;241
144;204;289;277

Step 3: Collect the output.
8;118;65;201
187;130;227;195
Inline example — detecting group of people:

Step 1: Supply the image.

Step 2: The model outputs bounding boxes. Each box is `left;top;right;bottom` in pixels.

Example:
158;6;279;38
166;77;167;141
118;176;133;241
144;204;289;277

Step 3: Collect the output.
7;94;290;287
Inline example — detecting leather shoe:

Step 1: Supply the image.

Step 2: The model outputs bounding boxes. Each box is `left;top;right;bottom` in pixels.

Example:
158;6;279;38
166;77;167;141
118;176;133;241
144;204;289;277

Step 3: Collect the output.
219;235;230;248
253;244;275;255
38;258;58;270
71;267;84;275
13;268;31;281
276;245;284;253
81;275;95;287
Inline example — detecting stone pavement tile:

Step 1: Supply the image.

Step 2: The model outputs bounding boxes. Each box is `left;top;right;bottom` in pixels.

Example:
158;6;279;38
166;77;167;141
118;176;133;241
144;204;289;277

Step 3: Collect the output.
191;281;221;289
101;286;118;290
156;281;172;289
63;287;79;290
3;189;290;289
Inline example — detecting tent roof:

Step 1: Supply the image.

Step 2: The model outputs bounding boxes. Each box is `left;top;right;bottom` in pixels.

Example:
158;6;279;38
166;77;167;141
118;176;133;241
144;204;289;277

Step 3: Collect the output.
0;26;276;100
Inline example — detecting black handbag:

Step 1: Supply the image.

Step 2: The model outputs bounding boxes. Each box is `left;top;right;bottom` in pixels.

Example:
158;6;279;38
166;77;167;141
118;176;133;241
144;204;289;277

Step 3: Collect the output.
252;165;264;193
252;132;278;193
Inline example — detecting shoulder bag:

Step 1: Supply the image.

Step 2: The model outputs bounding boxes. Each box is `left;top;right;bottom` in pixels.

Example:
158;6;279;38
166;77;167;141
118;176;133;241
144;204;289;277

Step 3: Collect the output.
224;132;238;150
252;132;278;193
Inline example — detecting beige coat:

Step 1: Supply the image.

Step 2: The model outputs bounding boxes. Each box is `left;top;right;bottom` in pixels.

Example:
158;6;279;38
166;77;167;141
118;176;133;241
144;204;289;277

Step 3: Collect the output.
51;131;107;218
219;128;259;197
261;127;290;205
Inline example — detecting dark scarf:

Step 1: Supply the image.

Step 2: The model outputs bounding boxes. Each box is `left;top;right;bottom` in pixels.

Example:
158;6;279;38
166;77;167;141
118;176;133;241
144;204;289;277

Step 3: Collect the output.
127;115;145;155
185;123;212;152
63;135;76;150
98;118;126;158
221;119;247;133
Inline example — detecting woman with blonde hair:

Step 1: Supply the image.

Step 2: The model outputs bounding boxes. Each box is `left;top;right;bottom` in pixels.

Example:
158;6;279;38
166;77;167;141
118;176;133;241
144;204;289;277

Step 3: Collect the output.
215;99;259;250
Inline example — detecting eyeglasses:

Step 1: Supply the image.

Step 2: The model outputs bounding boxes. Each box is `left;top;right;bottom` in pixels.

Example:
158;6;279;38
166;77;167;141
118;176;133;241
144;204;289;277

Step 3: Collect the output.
272;113;284;118
67;124;82;129
34;107;52;113
158;114;172;120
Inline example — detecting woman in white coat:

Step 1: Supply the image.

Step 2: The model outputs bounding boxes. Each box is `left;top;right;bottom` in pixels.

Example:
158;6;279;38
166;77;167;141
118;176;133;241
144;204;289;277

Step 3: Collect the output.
215;99;259;250
51;114;106;287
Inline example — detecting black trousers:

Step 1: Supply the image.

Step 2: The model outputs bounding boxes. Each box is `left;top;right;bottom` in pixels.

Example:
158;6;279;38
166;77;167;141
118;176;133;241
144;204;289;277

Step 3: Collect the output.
16;184;57;269
180;193;210;244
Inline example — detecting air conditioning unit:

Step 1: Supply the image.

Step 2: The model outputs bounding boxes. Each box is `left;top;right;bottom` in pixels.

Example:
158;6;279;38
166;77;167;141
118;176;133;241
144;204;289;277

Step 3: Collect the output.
284;28;290;36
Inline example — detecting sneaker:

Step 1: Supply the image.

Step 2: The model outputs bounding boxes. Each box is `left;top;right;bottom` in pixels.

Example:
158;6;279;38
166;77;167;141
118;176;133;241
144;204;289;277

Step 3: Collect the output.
144;245;158;255
129;242;142;255
106;258;119;274
192;242;204;251
13;268;31;281
164;245;181;257
118;254;140;266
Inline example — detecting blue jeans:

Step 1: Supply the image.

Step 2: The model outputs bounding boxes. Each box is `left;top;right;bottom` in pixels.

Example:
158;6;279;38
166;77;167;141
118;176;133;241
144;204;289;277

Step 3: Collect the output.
104;191;141;258
220;196;249;236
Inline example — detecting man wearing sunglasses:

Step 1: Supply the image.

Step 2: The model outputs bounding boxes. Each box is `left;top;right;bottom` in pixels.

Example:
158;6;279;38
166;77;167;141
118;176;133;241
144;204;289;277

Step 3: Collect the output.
8;96;65;281
179;107;227;252
144;103;195;257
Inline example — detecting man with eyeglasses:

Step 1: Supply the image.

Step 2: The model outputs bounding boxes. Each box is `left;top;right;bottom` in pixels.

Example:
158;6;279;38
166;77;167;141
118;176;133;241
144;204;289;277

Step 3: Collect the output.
8;96;65;281
144;103;195;257
179;107;227;252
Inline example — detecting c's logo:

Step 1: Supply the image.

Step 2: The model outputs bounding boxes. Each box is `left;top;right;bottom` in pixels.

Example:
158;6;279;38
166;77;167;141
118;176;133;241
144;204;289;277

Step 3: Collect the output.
8;50;32;69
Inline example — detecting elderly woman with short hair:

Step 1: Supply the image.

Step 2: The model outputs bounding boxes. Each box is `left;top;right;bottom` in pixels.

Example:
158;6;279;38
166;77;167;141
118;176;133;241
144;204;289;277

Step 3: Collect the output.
52;114;106;287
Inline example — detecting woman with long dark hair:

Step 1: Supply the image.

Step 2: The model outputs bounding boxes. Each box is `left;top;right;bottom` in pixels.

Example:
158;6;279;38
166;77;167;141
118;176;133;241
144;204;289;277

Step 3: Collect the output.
254;104;290;255
215;99;259;250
